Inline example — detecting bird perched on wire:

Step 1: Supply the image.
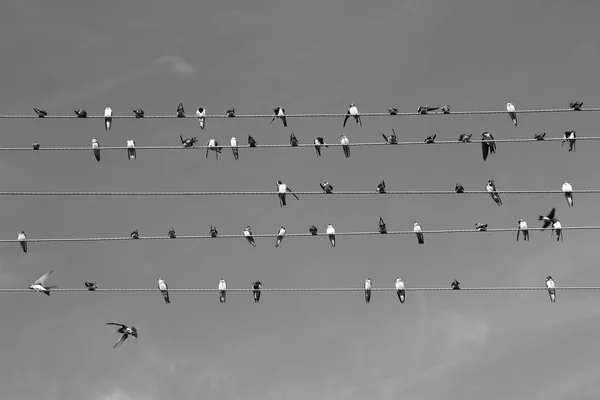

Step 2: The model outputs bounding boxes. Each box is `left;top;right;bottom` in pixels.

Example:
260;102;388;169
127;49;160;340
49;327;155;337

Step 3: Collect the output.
75;109;87;118
209;226;218;238
130;229;139;239
218;279;227;303
176;103;185;118
424;133;436;144
455;183;465;193
206;139;222;160
442;105;451;114
506;102;518;126
475;223;488;232
551;219;563;242
126;140;136;160
534;132;546;141
377;180;387;194
395;278;405;303
413;222;424;244
230;137;239;160
196;107;206;130
451;280;461;290
289;133;299;147
32;142;40;150
382;129;398;144
486;179;502;206
343;103;362;127
226;107;235;117
562;181;573;207
378;217;387;234
103;106;113;130
106;323;138;348
388;107;398;115
275;226;286;248
545;276;556;303
276;181;299;207
417;105;439;114
33;108;47;117
248;135;257;148
517;220;529;241
326;224;336;247
270;106;287;127
340;135;350;158
29;270;57;296
85;281;98;291
252;281;262;303
458;133;472;143
180;135;198;148
562;131;576;152
244;226;256;247
167;229;176;239
92;138;100;162
133;109;145;118
158;278;170;304
569;101;583;111
17;231;27;253
314;137;328;156
481;132;496;161
364;278;372;303
309;226;318;236
320;181;333;194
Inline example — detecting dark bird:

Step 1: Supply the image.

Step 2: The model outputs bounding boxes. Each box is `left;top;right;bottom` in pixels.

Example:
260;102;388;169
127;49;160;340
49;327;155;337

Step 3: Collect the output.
475;223;488;232
226;107;235;117
270;106;287;127
320;181;333;193
388;107;398;115
569;101;583;111
248;135;257;148
379;217;387;234
442;105;451;114
289;133;299;147
539;208;556;230
481;132;496;161
180;135;198;148
451;280;461;290
455;183;464;193
382;129;398;144
133;109;145;118
85;281;98;291
252;281;262;303
176;102;185;117
33;108;47;118
32;142;40;150
309;226;318;235
209;226;218;238
106;323;138;348
130;229;139;239
74;109;87;118
424;133;436;144
168;229;176;239
417;105;439;114
458;133;472;143
377;180;387;194
534;132;546;141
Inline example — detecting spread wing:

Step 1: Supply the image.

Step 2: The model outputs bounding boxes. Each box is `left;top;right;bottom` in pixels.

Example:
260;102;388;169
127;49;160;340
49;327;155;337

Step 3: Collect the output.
35;270;53;285
106;322;127;329
113;334;128;348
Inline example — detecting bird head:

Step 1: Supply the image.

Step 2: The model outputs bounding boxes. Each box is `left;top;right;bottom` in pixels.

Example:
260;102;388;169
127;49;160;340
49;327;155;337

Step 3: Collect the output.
277;180;282;185
546;276;552;281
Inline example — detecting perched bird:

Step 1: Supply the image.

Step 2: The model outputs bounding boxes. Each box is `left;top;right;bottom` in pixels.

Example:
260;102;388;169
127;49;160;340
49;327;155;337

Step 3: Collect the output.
382;129;398;144
206;139;222;160
106;323;138;348
517;220;529;241
180;135;198;148
486;179;503;206
506;102;518;126
158;278;170;304
230;137;239;160
539;208;557;230
34;108;47;117
289;133;299;147
442;105;451;114
104;106;113;131
195;107;206;130
552;219;563;242
74;109;87;118
32;142;40;150
395;278;405;303
126;140;136;160
424;133;436;144
320;181;333;194
252;281;262;303
218;279;227;303
226;107;235;117
277;181;299;207
244;226;256;247
270;106;287;127
168;229;176;239
455;183;465;193
85;281;98;291
209;225;218;238
545;276;556;303
377;180;387;194
388;107;398;115
309;226;318;235
413;222;424;244
451;280;461;290
562;181;573;207
130;229;139;239
133;109;145;118
92;138;100;162
475;223;488;232
248;135;257;148
176;103;185;118
340;135;350;158
29;270;56;296
343;103;362;127
569;101;583;111
481;132;496;161
417;105;439;114
364;278;372;303
275;226;286;248
534;132;546;141
562;131;576;152
18;231;27;253
314;137;328;156
326;224;336;247
458;133;472;143
378;217;387;234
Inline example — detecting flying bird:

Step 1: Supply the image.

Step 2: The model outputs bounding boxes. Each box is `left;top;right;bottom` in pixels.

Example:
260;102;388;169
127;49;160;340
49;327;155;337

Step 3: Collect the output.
395;278;405;303
218;279;227;303
506;102;518;126
545;276;556;303
33;108;47;117
377;180;387;193
517;220;529;241
206;139;222;160
75;109;87;118
85;281;98;291
562;181;573;207
196;107;206;130
424;133;436;144
226;107;235;117
248;135;257;148
314;137;328;156
230;137;239;160
104;106;112;131
552;219;563;242
364;278;372;303
382;129;398;144
180;135;198;148
379;217;387;234
168;229;176;239
17;231;27;253
158;278;170;304
481;132;496;161
244;226;256;247
275;226;286;248
130;229;139;239
539;208;556;230
562;131;576;152
92;138;100;162
340;134;350;158
289;133;299;147
309;226;318;235
277;181;299;207
569;101;583;111
486;179;502;206
413;222;424;244
455;183;464;193
451;280;461;290
176;103;185;118
475;223;488;232
126;140;136;160
343;103;362;127
442;105;451;114
458;133;472;143
133;109;144;118
320;181;333;193
29;270;57;296
417;105;439;114
388;107;398;115
534;132;546;141
270;106;287;127
209;225;218;238
326;224;336;247
106;323;138;348
252;281;262;303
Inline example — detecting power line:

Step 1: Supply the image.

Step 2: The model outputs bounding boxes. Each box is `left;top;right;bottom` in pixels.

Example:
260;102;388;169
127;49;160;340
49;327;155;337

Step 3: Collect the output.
3;226;598;244
2;106;599;119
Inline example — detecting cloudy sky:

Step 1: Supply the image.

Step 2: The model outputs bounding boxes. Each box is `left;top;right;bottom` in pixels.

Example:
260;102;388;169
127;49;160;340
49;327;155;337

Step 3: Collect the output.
1;0;600;399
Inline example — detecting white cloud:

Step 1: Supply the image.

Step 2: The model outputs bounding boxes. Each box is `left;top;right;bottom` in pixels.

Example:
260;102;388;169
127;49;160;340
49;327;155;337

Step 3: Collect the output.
155;56;196;76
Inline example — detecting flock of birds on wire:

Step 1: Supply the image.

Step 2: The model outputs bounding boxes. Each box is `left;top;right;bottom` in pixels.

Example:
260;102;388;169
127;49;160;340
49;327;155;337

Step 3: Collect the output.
8;101;587;348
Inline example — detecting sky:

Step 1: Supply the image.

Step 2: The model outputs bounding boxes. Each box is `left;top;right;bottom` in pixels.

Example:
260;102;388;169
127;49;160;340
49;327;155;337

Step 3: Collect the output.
1;0;600;399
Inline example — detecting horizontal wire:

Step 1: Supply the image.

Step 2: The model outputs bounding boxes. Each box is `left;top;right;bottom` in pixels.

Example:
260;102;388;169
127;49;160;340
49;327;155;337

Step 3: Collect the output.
0;136;595;151
0;189;595;196
2;107;600;119
3;226;597;243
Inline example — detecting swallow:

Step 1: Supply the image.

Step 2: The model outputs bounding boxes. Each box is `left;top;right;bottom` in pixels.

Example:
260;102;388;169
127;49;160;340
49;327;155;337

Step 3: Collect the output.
277;181;299;207
569;101;583;111
244;226;256;247
29;270;57;296
126;140;136;160
218;279;227;303
424;133;436;144
206;139;222;160
32;142;40;150
74;109;87;118
486;179;502;206
248;135;257;148
176;102;185;118
458;133;472;143
481;132;496;161
314;137;328;156
506;103;518;126
413;222;424;244
395;277;405;303
85;281;98;291
364;278;372;303
196;107;206;129
562;131;576;152
18;231;27;253
130;229;139;239
562;181;573;207
230;137;239;160
275;226;286;248
455;183;464;193
226;107;235;117
379;217;387;234
377;180;387;193
133;109;145;118
33;108;47;117
270;106;287;127
340;135;350;158
534;132;546;141
326;224;336;247
442;105;451;114
252;280;262;303
209;225;218;238
451;279;461;290
158;277;170;304
180;135;198;148
104;106;112;131
320;181;333;194
545;276;556;303
343;103;362;127
106;323;138;348
417;105;439;114
475;223;488;232
539;208;556;230
552;219;563;242
382;129;398;144
388;107;398;115
168;229;176;239
92;138;100;162
309;226;318;235
289;133;299;147
517;219;529;241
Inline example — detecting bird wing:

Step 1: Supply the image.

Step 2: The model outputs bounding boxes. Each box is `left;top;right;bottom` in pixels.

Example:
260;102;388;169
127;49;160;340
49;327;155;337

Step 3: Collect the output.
343;111;350;127
547;208;556;220
106;322;127;328
481;142;489;161
113;334;128;348
35;270;53;285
